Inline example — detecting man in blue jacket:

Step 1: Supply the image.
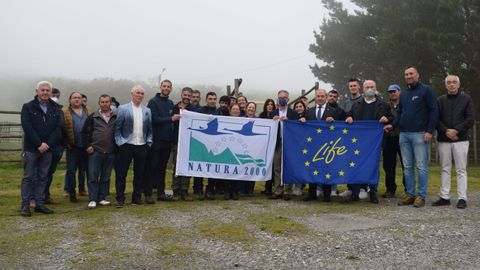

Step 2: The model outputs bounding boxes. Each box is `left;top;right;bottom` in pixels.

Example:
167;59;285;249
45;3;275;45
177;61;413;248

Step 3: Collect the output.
20;81;61;216
385;66;438;208
143;80;180;203
114;85;153;207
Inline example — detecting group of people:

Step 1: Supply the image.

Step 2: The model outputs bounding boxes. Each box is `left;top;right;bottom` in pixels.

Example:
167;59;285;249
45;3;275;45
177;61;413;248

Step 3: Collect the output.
19;65;474;217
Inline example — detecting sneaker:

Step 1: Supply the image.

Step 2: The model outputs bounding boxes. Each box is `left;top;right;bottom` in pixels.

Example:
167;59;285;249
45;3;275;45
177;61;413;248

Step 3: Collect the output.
88;201;97;209
432;198;451;206
339;190;352;197
359;189;368;199
398;195;415;206
292;187;302;196
330;190;338;197
456;199;467;209
98;200;111;206
413;197;425;208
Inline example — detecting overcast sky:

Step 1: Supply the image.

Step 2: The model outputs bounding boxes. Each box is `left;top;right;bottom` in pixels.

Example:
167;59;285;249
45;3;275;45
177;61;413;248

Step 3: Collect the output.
0;0;351;94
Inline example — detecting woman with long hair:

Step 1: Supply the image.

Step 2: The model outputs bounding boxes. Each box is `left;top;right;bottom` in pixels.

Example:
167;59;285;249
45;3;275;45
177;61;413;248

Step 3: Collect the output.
292;100;307;196
259;99;276;196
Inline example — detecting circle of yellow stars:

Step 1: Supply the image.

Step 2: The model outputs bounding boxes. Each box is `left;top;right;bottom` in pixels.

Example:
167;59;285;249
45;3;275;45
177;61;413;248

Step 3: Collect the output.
301;124;361;181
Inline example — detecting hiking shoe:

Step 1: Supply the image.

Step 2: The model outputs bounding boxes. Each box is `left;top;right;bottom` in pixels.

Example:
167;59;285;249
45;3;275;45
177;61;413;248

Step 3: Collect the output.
432;198;451;206
398;195;415;206
413;197;425;208
79;191;88;196
456;199;467;209
34;205;54;214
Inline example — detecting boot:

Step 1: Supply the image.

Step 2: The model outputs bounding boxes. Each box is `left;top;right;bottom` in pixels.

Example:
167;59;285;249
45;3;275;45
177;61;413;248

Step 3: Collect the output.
172;190;181;201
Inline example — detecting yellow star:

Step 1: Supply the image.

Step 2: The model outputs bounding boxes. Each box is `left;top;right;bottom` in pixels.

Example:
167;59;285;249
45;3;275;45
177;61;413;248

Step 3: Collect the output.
313;170;319;176
304;161;310;167
351;138;358;143
349;162;355;167
307;137;312;142
316;128;322;134
342;129;348;134
325;173;331;179
339;170;345;176
354;149;360;155
302;149;308;154
329;125;335;131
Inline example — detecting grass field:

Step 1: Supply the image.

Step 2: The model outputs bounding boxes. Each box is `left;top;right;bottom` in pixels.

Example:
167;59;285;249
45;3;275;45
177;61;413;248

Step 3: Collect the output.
0;162;479;269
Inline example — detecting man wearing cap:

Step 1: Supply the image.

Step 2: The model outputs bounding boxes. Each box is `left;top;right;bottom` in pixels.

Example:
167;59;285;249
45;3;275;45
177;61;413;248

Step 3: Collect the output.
432;75;474;209
382;84;405;198
385;66;438;208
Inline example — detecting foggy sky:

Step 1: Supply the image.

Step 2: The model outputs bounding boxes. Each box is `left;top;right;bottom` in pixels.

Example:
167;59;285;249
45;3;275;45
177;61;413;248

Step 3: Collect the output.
0;0;339;94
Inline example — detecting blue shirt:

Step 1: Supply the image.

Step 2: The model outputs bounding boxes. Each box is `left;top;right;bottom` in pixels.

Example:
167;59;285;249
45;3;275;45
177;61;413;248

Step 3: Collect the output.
72;109;88;147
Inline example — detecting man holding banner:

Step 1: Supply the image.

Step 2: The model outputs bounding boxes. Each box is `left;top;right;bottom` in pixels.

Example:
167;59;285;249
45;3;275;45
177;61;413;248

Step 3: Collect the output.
301;88;344;202
269;90;298;201
345;80;393;203
281;93;385;201
175;110;278;190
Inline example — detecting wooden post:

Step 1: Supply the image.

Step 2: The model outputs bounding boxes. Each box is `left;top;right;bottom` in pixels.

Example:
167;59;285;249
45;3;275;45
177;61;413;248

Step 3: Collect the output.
227;85;231;96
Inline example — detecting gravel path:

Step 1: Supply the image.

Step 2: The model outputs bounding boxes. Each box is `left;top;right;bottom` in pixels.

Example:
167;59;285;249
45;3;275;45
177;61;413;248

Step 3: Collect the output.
1;192;479;269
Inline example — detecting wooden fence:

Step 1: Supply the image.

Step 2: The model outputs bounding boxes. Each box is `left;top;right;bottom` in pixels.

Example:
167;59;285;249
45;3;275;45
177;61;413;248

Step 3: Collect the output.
1;110;478;164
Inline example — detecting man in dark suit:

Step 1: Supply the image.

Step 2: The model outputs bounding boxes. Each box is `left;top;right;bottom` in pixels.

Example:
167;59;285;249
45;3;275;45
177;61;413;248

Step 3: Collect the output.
268;90;298;200
301;89;344;202
346;80;393;204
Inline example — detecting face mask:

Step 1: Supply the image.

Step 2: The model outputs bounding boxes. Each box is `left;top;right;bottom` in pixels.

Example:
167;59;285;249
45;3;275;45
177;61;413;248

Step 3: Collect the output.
278;98;288;106
51;97;59;103
365;88;376;97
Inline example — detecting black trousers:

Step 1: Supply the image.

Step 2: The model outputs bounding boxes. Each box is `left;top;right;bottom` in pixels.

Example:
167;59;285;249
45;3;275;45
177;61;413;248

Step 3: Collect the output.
383;135;405;194
115;144;148;202
306;184;332;199
144;141;172;197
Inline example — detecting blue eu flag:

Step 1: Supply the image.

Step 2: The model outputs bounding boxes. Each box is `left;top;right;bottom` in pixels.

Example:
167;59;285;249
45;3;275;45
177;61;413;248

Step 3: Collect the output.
282;120;384;185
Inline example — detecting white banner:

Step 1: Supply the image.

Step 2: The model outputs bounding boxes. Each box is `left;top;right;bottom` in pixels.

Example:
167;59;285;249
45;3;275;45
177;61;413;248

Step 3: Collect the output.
176;110;278;181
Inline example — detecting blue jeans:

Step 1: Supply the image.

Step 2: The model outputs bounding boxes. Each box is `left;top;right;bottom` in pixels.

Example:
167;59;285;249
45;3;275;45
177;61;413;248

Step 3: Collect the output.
21;151;52;207
399;132;430;199
88;151;115;202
